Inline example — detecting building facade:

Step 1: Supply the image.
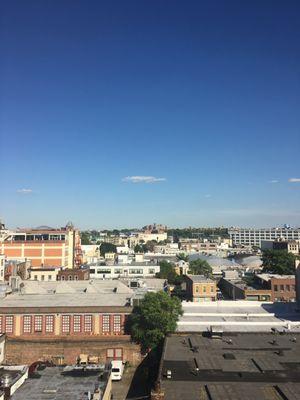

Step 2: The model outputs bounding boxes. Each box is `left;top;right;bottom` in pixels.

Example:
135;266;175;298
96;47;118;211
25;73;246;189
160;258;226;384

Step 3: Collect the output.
229;227;300;247
0;224;82;268
89;262;160;279
185;275;217;302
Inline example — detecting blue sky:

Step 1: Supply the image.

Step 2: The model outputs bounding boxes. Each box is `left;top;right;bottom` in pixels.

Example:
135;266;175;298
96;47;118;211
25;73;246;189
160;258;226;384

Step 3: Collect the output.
1;1;300;229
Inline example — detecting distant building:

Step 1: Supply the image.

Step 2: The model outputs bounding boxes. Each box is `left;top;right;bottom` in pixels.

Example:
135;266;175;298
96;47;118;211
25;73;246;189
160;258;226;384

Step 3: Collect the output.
0;224;82;268
29;267;59;282
0;255;5;282
255;274;296;302
57;268;90;281
229;227;300;247
185;275;217;302
261;239;299;254
89;261;159;279
219;276;272;301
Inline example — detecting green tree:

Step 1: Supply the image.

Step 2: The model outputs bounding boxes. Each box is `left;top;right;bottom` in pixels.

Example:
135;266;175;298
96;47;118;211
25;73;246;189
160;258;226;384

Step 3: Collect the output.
189;259;212;276
81;232;91;245
99;242;117;257
176;252;189;262
134;244;144;253
156;261;175;279
262;250;296;275
128;291;182;351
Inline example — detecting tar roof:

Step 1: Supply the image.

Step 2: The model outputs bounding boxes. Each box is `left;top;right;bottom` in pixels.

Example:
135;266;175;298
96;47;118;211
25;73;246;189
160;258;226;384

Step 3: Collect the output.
187;275;214;283
160;333;300;400
11;366;107;400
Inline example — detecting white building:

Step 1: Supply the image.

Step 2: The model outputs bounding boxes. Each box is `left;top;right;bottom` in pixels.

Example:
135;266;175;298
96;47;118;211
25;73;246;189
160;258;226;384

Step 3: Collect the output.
229;227;300;247
89;261;160;279
0;255;5;282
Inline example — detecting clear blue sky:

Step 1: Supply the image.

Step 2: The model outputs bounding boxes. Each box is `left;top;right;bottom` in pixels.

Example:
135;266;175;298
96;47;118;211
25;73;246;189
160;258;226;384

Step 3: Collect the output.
1;1;300;229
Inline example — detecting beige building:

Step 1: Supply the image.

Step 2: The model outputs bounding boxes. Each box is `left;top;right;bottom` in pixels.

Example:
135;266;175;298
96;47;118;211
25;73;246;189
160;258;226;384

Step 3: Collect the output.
0;254;5;282
186;275;217;302
29;267;59;282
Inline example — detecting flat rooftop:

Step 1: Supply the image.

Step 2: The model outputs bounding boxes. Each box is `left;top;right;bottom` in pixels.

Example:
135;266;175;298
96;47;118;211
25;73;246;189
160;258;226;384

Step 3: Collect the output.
177;301;300;333
160;332;300;400
0;280;134;310
186;275;214;283
11;366;108;400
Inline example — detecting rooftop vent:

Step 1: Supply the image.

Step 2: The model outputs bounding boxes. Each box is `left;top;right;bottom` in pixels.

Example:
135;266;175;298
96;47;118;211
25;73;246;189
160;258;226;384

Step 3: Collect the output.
223;353;236;360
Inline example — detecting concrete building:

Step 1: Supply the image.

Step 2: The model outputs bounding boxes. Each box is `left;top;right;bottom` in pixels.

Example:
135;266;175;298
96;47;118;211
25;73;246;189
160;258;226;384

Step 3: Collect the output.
0;224;82;268
89;261;160;279
185;275;217;302
229;227;300;247
0;280;141;366
153;332;300;400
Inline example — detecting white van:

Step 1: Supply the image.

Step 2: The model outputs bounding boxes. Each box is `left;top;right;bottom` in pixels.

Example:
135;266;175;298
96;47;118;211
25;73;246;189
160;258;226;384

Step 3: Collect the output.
111;360;124;381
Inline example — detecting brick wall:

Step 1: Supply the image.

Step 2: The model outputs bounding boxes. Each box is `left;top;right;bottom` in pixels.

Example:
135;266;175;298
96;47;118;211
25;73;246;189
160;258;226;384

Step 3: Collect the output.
5;336;141;366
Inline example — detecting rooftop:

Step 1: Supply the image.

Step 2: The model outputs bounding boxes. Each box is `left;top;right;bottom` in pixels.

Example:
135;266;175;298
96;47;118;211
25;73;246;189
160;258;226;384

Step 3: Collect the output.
0;280;134;310
187;275;215;283
159;332;300;400
11;366;109;400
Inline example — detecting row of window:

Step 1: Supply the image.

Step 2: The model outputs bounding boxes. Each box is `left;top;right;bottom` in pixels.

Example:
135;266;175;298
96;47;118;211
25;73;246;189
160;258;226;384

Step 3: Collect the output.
0;314;124;335
273;284;295;292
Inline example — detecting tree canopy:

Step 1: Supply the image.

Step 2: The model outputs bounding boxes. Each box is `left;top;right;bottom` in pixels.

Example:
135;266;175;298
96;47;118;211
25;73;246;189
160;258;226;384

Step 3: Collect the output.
176;252;189;262
99;242;117;256
189;259;212;276
80;232;91;245
128;291;182;351
262;250;296;275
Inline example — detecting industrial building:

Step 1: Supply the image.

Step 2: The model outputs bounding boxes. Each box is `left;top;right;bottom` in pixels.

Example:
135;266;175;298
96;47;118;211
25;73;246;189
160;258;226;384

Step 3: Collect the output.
228;227;300;247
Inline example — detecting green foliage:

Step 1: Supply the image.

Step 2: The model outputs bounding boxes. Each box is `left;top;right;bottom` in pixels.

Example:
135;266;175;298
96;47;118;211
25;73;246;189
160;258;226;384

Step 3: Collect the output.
168;227;229;239
156;261;183;285
80;232;91;245
128;291;183;350
262;250;296;275
99;242;117;256
189;259;212;276
176;252;189;262
134;244;144;253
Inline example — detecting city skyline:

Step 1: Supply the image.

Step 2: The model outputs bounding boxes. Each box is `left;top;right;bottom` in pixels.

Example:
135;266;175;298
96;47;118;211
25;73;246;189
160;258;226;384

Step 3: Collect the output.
1;1;300;228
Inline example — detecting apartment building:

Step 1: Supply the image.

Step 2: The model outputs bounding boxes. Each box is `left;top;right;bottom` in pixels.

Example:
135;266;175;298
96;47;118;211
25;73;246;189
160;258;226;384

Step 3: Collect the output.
229;227;300;247
0;224;82;268
255;274;296;302
185;275;217;302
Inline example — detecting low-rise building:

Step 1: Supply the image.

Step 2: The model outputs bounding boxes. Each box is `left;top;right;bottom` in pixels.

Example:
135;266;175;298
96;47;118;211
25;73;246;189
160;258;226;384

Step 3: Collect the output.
153;332;300;400
185;275;217;302
255;274;296;302
261;239;299;254
218;276;272;301
89;261;160;279
57;268;90;281
29;267;59;282
0;280;141;366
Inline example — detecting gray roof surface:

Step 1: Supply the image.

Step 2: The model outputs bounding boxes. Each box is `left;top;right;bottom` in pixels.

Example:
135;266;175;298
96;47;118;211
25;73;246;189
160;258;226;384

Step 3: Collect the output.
11;366;107;400
160;333;300;400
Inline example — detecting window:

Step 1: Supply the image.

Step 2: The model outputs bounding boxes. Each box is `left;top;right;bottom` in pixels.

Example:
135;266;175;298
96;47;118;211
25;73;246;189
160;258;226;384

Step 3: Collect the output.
90;269;95;274
210;286;214;293
274;285;278;292
34;316;43;332
73;315;81;333
84;315;92;332
48;275;52;281
5;316;14;333
61;276;65;280
195;285;199;293
102;315;110;333
74;275;78;280
280;285;284;291
45;315;54;333
203;286;206;293
0;316;2;333
286;285;290;292
106;348;123;360
41;275;45;281
113;315;121;333
23;315;32;333
149;269;155;274
34;275;38;281
68;275;73;280
62;315;70;333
